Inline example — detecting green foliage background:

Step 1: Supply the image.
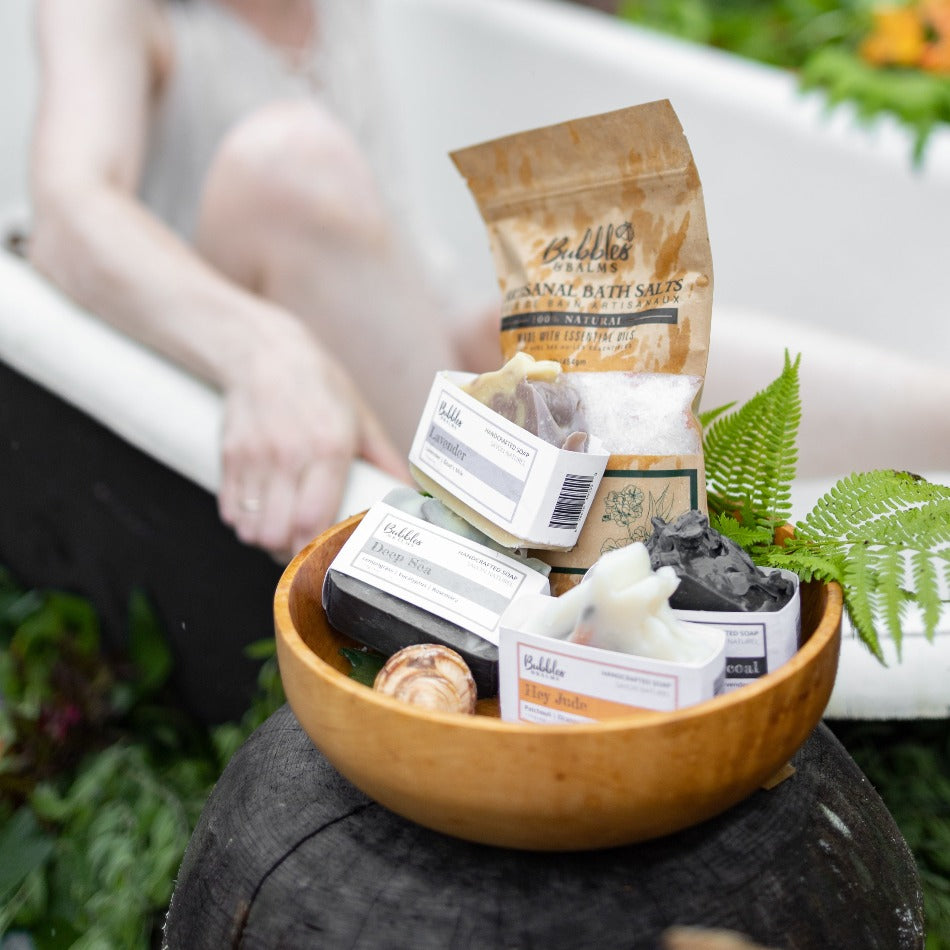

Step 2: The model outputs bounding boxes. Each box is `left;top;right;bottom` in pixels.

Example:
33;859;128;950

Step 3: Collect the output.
0;570;284;947
617;0;950;162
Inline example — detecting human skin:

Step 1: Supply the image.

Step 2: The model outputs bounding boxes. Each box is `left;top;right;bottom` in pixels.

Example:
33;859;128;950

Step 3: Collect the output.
29;0;500;559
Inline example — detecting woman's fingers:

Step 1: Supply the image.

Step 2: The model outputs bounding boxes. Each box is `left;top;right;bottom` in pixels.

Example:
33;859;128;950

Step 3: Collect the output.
217;345;414;558
288;460;347;555
222;437;348;556
254;468;299;554
355;397;411;484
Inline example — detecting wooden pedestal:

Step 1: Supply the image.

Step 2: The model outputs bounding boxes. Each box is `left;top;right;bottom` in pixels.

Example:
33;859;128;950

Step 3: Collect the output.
164;706;925;948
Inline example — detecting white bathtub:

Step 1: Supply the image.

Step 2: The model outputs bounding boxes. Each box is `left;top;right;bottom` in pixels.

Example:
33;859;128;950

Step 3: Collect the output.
1;0;948;717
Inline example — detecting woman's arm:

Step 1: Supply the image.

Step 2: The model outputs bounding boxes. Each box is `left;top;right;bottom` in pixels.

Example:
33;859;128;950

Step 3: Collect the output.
29;0;408;557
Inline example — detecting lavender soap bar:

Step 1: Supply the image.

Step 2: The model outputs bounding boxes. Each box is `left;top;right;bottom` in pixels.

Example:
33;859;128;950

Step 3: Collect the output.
322;493;551;697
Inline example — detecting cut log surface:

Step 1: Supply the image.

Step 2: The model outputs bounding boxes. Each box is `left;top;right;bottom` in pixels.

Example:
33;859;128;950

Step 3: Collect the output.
164;706;924;950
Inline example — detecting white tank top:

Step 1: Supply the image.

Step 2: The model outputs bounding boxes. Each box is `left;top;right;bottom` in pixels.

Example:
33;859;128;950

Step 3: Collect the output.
139;0;399;239
138;0;466;314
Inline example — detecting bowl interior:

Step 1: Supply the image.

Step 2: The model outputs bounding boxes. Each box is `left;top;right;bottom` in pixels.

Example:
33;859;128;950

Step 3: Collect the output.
282;514;839;721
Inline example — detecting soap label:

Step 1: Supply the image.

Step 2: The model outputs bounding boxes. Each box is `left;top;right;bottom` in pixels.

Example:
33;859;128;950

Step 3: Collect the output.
420;384;536;522
498;622;726;722
329;502;550;645
409;372;609;548
674;571;801;691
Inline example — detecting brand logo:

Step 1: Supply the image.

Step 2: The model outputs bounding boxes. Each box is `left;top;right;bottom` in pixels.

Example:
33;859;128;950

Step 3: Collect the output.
542;222;633;266
522;651;566;680
382;520;423;547
437;399;463;429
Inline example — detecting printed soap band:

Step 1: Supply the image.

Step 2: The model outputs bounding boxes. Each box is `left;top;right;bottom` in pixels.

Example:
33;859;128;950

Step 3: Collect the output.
498;622;726;722
321;494;551;697
409;372;608;550
674;572;802;691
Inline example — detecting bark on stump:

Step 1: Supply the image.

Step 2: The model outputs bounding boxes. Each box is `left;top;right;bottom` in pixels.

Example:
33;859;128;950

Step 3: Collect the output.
164;705;925;949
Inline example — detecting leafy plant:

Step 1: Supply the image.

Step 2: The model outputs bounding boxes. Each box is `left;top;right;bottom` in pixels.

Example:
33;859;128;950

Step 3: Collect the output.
829;719;950;949
701;350;801;545
801;45;950;162
766;471;950;660
617;0;950;163
0;570;285;948
340;645;387;686
619;0;869;70
703;352;950;661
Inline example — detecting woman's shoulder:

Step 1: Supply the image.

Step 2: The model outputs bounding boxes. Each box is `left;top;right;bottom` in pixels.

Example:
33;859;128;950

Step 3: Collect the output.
34;0;172;99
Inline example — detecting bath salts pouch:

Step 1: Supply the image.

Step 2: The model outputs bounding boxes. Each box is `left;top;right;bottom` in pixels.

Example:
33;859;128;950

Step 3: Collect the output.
450;99;713;376
452;100;714;592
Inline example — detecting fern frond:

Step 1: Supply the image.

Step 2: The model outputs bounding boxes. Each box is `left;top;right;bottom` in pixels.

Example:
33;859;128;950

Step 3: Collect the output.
841;541;886;662
844;504;950;551
764;470;950;658
759;545;847;586
878;546;911;657
911;549;943;638
708;512;774;553
698;402;735;430
700;356;949;661
703;351;801;528
797;471;950;543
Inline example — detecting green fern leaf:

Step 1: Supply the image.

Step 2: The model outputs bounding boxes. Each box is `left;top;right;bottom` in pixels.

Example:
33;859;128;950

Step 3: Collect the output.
911;549;943;641
703;357;950;661
760;545;847;587
763;471;950;658
703;351;801;529
847;505;950;554
708;512;774;552
841;541;886;662
698;402;735;430
799;471;950;543
878;546;911;656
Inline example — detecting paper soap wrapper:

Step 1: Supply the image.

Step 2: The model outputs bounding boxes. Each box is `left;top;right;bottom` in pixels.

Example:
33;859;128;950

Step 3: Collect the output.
673;570;802;692
408;371;609;550
538;454;707;594
498;596;726;722
322;500;551;696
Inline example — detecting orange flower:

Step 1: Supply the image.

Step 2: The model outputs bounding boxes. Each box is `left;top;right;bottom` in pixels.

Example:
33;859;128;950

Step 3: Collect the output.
921;0;950;71
920;39;950;69
860;5;927;66
921;0;950;34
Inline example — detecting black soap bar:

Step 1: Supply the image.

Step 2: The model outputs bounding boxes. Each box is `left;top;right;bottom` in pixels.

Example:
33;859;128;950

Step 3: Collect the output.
646;511;795;613
322;568;499;698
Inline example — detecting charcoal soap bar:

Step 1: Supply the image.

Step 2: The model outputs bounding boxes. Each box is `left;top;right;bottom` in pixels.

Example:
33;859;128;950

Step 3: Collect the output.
647;511;795;613
323;569;499;697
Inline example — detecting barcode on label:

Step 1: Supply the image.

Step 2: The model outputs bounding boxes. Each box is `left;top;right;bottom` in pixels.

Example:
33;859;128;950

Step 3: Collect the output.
548;473;595;530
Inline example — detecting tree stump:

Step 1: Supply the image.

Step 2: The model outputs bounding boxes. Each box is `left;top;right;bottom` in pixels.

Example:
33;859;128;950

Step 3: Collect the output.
164;706;924;948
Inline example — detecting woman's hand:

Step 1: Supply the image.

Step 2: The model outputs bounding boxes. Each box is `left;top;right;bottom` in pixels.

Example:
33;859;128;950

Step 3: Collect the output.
217;324;409;559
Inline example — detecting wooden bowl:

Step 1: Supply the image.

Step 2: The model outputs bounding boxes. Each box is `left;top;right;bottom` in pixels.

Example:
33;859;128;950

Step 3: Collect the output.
275;514;842;851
